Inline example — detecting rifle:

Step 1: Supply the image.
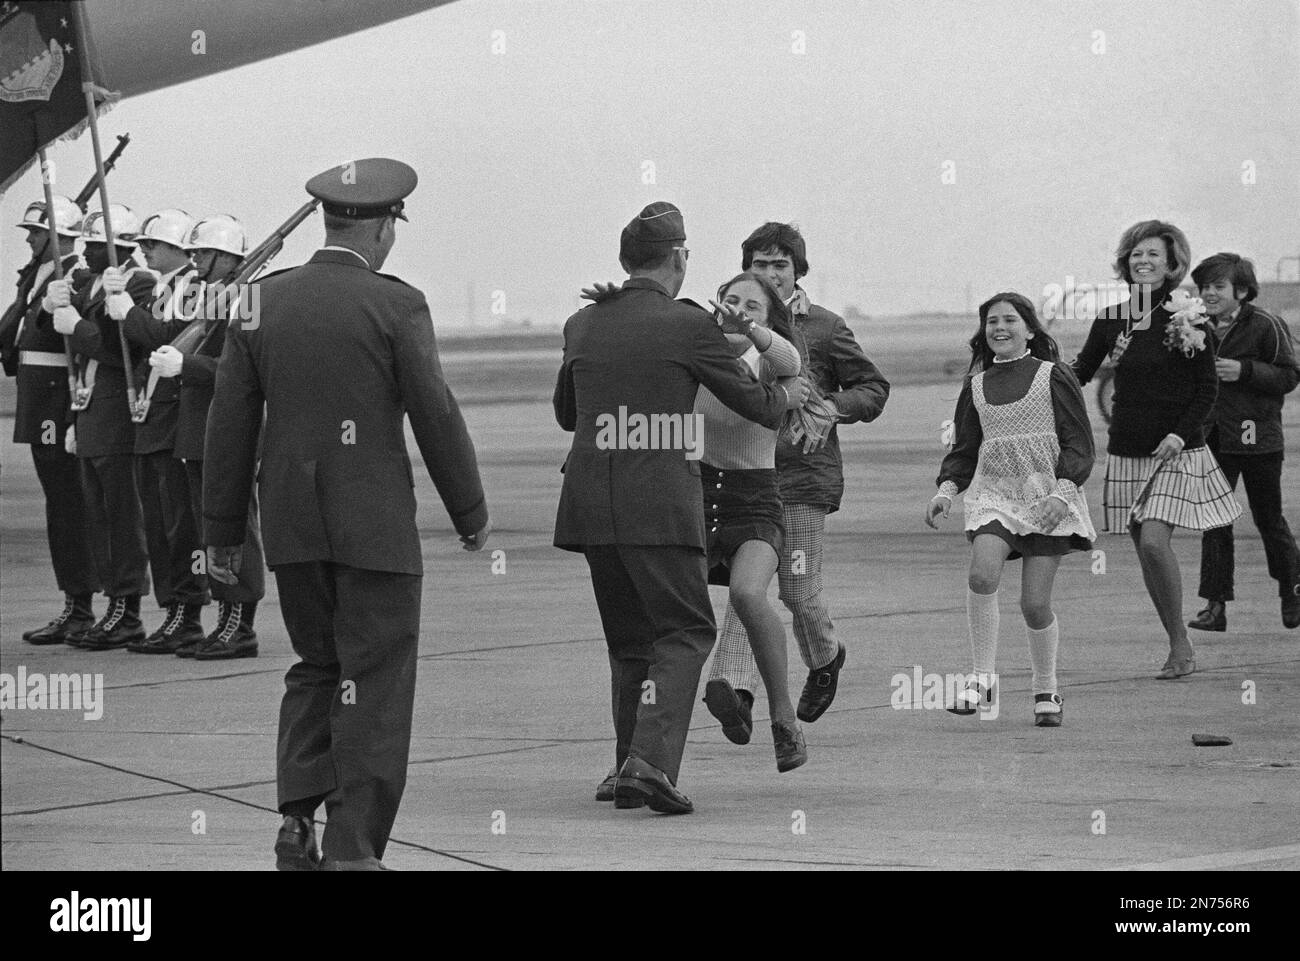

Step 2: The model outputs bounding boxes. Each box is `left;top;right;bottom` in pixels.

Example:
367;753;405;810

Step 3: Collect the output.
136;199;321;418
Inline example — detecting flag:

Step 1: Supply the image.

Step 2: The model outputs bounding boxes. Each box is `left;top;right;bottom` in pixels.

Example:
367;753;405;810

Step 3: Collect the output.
0;1;115;194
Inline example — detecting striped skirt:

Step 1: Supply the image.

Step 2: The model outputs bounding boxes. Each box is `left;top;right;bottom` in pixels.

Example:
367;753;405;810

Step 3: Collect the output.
1102;448;1243;533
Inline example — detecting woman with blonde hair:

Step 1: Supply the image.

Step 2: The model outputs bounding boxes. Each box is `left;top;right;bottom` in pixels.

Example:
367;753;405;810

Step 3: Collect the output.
1072;221;1241;679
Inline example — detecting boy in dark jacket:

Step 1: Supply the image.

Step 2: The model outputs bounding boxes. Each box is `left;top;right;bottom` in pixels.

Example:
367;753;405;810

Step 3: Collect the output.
1189;253;1300;631
704;223;890;738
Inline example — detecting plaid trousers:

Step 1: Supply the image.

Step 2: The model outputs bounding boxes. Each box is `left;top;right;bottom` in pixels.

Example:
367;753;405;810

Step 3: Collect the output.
707;502;839;695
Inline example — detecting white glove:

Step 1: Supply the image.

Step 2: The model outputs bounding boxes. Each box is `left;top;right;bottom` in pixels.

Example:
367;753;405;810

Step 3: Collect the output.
149;345;183;378
53;305;80;335
65;425;77;455
106;291;134;321
102;266;127;295
43;278;72;311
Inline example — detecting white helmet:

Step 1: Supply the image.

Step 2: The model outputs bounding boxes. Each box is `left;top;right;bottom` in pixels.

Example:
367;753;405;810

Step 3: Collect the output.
17;195;82;237
186;214;247;257
82;204;141;245
138;208;196;249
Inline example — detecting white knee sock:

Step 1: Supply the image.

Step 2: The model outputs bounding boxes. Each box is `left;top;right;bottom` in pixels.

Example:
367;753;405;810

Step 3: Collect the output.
1026;617;1059;695
967;588;999;676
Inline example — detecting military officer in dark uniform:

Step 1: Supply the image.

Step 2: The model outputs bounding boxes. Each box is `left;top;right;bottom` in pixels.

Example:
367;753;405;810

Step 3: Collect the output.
203;159;490;870
160;214;264;658
553;202;805;814
0;197;100;643
116;208;213;654
52;205;156;650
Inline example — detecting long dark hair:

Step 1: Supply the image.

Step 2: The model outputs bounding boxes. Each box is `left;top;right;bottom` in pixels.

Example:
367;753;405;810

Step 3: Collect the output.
966;291;1059;374
716;271;793;342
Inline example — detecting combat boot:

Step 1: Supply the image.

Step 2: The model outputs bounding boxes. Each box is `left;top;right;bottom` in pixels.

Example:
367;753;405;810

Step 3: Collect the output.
26;594;96;646
79;595;145;650
127;603;205;654
195;601;258;660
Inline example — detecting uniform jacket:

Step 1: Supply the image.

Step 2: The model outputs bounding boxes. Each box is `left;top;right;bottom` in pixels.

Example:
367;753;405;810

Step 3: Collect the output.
122;265;201;455
1205;303;1299;456
67;266;159;458
552;277;787;551
173;280;230;462
203;248;487;575
776;300;890;512
1;253;80;444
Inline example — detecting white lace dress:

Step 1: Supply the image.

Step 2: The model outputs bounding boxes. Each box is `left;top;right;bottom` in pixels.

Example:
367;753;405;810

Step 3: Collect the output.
940;358;1097;550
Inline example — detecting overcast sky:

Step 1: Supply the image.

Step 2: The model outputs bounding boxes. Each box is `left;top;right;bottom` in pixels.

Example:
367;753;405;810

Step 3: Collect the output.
3;0;1298;328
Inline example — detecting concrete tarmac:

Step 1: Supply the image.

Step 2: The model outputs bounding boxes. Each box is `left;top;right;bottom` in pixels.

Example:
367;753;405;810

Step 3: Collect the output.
2;380;1298;870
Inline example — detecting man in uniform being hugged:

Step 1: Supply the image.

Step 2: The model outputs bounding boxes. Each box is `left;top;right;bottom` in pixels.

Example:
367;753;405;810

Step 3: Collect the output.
1;197;100;644
117;208;212;655
51;205;156;649
204;159;490;870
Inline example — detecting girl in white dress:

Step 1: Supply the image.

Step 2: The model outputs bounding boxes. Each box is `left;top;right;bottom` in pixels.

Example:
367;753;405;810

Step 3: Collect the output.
926;293;1097;726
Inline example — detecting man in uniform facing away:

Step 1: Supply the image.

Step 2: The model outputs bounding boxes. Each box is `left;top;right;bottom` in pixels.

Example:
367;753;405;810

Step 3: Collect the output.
203;159;490;870
554;202;806;814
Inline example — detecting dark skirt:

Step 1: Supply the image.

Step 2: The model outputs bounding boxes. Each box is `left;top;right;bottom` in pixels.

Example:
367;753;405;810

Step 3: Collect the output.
967;520;1092;561
701;463;784;586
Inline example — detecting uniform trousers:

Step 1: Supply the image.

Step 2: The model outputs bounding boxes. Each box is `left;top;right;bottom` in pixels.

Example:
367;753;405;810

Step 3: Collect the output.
709;502;839;695
31;441;99;597
1198;451;1300;601
583;543;716;785
184;459;265;604
136;450;208;608
274;561;422;863
79;453;149;598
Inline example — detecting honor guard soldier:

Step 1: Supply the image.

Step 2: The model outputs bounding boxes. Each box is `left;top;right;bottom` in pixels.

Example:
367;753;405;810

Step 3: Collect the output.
0;197;101;643
52;205;156;649
112;209;213;654
163;214;265;658
204;159;490;870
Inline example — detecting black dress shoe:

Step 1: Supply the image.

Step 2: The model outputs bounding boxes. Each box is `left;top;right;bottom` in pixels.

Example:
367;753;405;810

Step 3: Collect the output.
274;815;321;871
703;678;753;745
1188;601;1226;632
797;644;846;722
1282;586;1300;630
613;756;693;814
595;767;620;803
319;857;389;871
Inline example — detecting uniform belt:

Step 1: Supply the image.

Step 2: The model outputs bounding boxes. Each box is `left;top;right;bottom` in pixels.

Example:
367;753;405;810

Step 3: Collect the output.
19;350;66;368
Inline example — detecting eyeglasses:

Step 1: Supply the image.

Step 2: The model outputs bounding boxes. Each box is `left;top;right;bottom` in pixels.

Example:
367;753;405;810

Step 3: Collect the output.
673;246;690;261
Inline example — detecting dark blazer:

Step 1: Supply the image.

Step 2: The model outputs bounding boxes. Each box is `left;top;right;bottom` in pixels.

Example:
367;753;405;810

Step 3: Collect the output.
202;248;487;575
121;266;200;455
552;277;787;551
2;254;80;444
1205;303;1299;456
776;300;890;512
67;266;159;458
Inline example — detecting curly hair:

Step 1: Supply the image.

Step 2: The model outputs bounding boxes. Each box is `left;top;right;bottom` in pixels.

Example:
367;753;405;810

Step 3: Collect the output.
1113;220;1191;287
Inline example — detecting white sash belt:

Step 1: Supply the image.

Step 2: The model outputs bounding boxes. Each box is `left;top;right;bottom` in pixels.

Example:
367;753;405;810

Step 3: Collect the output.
19;350;66;367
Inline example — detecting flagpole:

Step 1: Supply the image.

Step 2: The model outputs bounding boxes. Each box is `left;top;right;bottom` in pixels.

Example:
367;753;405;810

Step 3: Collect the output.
70;0;138;412
36;148;79;398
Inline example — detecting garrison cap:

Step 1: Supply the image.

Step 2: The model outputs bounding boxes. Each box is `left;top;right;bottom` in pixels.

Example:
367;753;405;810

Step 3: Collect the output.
622;201;685;244
306;158;417;222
